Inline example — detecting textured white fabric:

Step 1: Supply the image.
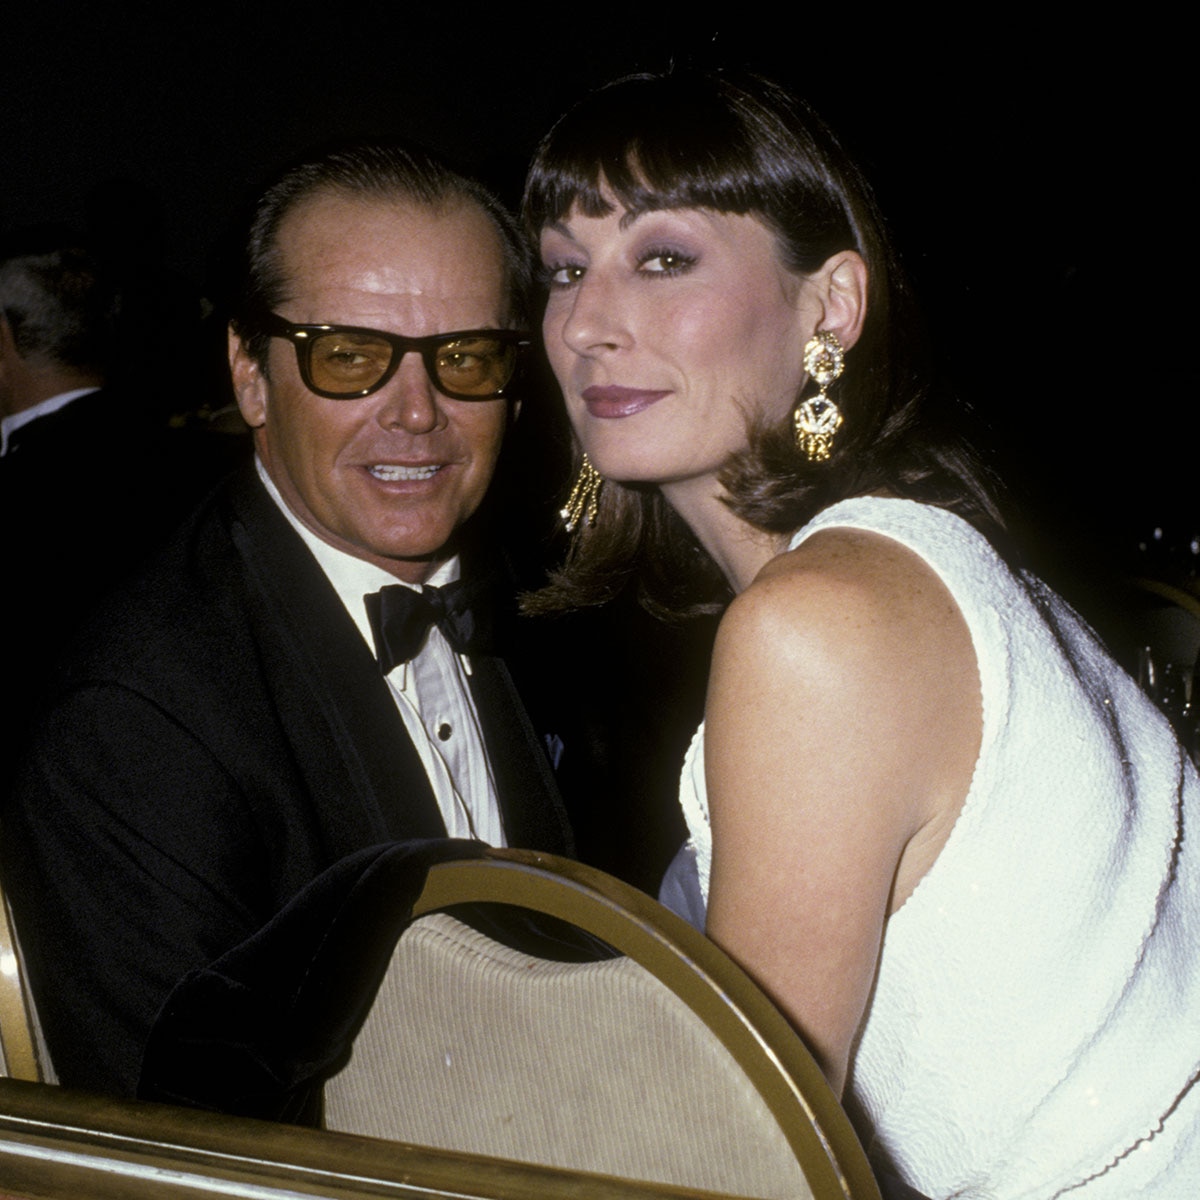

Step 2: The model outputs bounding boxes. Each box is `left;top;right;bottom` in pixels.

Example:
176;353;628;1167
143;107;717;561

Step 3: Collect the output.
673;496;1200;1198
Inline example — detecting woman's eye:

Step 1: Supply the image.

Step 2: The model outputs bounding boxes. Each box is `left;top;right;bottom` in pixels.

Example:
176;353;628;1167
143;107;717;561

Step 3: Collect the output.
543;263;585;288
639;250;695;275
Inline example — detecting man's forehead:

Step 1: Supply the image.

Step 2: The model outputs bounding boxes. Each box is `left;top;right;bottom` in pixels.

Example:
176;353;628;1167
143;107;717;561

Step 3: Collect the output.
275;192;507;291
267;193;515;330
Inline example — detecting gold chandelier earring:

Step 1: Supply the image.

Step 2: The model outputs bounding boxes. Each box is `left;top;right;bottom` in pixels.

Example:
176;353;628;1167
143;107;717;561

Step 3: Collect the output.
793;331;845;462
560;454;602;532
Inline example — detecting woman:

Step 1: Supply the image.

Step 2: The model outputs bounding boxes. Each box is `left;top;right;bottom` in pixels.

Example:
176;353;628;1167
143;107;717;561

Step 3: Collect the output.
524;70;1200;1198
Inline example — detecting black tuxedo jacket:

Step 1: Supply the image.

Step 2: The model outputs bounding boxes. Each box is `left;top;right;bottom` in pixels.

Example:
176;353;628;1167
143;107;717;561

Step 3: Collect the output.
1;387;232;786
138;840;614;1123
2;465;572;1097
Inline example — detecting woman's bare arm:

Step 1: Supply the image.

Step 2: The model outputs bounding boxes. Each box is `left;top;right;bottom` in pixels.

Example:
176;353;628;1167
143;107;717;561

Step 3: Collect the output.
703;528;982;1096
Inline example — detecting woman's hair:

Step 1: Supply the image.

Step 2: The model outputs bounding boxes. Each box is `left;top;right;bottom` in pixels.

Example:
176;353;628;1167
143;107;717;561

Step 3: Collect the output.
523;69;1003;617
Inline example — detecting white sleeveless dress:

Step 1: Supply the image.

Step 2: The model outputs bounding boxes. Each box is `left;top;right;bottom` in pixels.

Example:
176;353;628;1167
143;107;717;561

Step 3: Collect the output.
671;496;1200;1199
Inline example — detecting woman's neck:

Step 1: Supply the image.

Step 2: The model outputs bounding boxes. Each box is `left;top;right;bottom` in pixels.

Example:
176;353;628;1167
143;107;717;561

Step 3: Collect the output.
660;476;789;594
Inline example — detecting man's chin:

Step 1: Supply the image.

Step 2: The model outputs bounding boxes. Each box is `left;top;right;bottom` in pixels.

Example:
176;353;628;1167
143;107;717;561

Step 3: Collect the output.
346;528;457;585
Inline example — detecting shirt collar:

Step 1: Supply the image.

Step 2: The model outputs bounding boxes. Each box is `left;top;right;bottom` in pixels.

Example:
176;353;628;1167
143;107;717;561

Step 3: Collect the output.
0;387;102;455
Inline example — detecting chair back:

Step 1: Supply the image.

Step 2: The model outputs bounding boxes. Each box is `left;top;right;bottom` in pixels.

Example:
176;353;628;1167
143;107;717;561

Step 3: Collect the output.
323;849;880;1200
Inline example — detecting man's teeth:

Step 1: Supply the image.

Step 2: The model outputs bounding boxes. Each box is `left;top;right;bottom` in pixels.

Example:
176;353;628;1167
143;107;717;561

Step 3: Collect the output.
369;464;440;481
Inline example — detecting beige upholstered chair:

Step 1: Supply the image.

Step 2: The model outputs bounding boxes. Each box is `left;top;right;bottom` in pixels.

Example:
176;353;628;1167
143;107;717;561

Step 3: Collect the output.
323;848;881;1200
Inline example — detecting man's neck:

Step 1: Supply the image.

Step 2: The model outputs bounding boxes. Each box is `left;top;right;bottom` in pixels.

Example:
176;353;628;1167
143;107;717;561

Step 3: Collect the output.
2;368;104;418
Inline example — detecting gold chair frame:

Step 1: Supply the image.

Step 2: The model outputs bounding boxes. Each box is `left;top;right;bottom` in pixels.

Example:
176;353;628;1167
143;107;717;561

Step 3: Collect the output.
0;1075;738;1200
0;895;40;1083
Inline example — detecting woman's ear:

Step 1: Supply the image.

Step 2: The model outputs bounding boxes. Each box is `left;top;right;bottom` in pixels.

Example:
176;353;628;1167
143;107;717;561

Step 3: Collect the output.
228;327;268;429
814;250;869;351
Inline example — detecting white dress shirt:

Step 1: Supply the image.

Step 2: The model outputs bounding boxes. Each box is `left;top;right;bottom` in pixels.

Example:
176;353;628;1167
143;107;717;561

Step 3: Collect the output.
256;459;505;845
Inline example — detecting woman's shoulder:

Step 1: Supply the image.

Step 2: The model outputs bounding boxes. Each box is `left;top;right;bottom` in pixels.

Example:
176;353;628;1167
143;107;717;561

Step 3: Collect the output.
715;516;981;769
729;493;1009;661
726;519;962;667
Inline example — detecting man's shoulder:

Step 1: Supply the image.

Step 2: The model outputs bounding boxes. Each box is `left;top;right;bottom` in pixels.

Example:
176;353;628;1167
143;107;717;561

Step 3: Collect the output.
59;468;304;684
3;389;145;469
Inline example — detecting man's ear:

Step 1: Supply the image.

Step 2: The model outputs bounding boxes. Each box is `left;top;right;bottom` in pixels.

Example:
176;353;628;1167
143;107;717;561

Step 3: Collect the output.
0;315;22;417
228;327;268;428
811;250;869;352
0;313;20;372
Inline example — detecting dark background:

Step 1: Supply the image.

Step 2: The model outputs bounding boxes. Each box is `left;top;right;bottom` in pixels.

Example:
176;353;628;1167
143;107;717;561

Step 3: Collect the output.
5;3;1197;594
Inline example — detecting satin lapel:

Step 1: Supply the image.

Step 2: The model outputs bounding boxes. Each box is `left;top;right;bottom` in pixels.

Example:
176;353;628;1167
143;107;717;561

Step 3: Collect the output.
468;652;574;855
223;469;446;847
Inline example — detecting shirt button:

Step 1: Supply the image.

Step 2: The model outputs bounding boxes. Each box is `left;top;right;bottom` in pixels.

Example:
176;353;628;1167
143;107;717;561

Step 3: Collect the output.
437;722;452;741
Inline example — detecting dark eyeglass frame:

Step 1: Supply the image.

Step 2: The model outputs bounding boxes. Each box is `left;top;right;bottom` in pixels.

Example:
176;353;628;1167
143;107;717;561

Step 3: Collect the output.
258;312;531;402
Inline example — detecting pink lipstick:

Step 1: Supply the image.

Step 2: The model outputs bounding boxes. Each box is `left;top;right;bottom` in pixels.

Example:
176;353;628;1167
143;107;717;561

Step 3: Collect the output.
581;385;670;419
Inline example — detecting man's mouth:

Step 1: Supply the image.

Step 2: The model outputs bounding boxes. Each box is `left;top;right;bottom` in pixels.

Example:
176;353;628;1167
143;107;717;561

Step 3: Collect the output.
368;464;441;482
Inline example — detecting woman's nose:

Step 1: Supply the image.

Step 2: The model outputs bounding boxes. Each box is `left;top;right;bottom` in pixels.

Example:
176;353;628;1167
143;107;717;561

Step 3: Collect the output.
558;276;632;356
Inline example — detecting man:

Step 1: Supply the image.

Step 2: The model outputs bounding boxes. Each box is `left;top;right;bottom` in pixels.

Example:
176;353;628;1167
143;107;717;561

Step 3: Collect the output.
0;240;110;458
0;237;217;784
2;144;572;1097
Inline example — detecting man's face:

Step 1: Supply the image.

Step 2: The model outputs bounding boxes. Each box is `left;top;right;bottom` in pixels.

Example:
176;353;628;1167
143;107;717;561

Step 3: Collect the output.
231;193;514;583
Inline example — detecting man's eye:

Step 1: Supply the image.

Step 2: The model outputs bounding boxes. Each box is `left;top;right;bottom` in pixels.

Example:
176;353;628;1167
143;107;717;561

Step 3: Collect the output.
438;338;507;381
439;351;481;371
314;336;391;377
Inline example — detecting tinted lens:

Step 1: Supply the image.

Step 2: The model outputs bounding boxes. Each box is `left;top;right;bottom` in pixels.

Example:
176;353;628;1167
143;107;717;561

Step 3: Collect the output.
434;335;517;397
308;330;394;395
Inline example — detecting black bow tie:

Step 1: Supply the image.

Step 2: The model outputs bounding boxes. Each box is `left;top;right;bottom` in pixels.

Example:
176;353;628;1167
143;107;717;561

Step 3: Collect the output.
365;580;490;673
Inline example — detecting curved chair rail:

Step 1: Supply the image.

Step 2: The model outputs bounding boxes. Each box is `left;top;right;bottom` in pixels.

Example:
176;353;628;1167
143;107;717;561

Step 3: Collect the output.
0;1075;738;1200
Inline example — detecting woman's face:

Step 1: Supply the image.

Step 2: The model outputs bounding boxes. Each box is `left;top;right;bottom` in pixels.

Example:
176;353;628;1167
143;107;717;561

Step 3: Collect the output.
539;203;818;498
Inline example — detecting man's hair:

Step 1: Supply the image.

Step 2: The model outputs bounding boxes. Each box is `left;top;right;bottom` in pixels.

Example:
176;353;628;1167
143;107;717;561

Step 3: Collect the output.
231;142;532;366
0;239;114;373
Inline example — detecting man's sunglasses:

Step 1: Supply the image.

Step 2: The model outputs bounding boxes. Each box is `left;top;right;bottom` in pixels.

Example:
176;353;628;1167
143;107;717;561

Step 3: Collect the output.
259;313;531;402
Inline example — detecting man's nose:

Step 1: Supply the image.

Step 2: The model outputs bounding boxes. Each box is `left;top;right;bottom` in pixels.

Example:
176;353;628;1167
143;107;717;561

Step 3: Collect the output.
375;351;443;434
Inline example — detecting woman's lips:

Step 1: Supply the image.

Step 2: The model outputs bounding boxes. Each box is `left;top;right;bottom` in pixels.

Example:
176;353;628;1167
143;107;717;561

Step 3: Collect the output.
580;385;671;418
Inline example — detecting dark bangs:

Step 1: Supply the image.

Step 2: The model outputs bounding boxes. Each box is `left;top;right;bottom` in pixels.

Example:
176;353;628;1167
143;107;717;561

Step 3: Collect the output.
524;72;855;278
